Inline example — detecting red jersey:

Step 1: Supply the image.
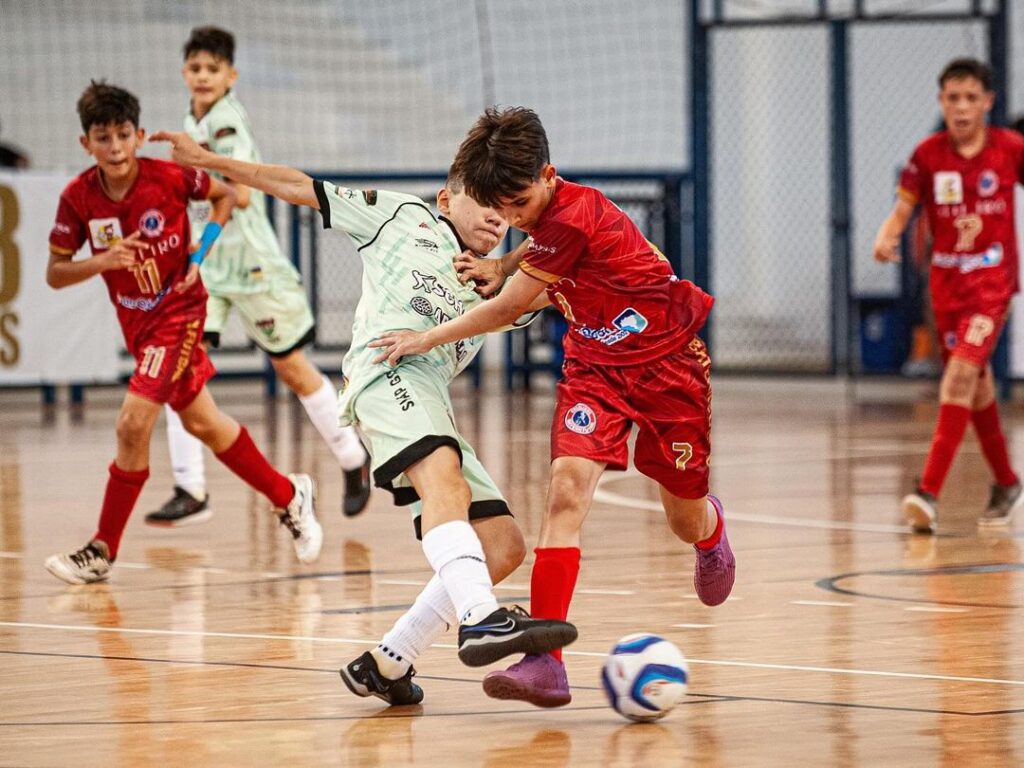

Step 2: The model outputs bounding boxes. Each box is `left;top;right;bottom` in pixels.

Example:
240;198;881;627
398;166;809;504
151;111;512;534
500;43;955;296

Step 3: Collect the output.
49;158;211;353
898;127;1024;312
519;179;713;366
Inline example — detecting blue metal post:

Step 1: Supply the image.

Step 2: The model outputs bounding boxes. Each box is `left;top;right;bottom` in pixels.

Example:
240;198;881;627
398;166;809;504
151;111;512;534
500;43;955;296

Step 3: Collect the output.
829;20;852;375
689;0;712;349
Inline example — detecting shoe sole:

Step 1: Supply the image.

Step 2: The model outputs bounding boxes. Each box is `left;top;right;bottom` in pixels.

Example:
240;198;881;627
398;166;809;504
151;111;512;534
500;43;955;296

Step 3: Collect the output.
144;508;213;528
902;497;935;534
482;673;571;708
458;624;578;668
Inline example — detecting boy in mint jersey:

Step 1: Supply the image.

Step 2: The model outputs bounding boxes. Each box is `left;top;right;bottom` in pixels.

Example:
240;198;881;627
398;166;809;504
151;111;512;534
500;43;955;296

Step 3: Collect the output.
147;27;370;527
151;128;577;704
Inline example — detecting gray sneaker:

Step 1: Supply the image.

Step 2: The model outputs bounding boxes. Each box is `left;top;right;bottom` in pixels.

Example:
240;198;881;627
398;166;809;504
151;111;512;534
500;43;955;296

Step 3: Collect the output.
978;481;1022;528
902;489;937;534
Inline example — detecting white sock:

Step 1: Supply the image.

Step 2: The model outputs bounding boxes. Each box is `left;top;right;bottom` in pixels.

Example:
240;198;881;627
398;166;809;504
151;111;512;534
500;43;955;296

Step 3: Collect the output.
298;375;366;470
374;574;456;677
421;520;498;626
166;405;206;500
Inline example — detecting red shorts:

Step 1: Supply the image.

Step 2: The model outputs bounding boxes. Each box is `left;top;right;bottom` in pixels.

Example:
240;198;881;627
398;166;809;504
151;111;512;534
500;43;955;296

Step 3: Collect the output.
127;316;215;410
551;337;712;499
934;302;1008;368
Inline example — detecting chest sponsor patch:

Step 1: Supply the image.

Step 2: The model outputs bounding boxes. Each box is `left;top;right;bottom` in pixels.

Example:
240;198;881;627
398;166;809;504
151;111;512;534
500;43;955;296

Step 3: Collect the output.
88;217;123;250
977;169;999;197
934;171;963;205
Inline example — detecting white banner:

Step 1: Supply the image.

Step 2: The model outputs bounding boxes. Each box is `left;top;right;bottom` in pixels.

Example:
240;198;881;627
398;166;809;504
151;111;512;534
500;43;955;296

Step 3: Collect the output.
0;171;120;384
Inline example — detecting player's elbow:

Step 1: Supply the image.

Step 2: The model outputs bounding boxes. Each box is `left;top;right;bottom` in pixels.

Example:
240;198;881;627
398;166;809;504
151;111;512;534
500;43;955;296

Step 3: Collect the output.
45;265;66;289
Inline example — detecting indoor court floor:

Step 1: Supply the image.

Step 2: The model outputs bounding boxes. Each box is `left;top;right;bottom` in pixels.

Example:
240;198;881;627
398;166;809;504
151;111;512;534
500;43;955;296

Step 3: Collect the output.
1;376;1022;767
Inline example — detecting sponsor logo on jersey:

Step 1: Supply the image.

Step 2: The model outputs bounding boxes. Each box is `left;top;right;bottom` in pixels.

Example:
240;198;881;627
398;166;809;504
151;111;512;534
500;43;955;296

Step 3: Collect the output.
934;171;963;204
116;286;169;312
576;308;649;346
410;296;434;316
52;222;71;236
418;222;431;230
530;241;557;255
564;403;597;435
88;217;123;250
362;190;378;206
931;243;1003;273
139;209;165;238
214;126;237;139
612;307;648;334
978;169;999;197
415;237;439;252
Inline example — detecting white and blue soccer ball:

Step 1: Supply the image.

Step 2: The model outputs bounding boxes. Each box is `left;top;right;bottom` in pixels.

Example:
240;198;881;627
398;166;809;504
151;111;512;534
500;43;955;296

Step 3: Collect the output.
601;633;689;722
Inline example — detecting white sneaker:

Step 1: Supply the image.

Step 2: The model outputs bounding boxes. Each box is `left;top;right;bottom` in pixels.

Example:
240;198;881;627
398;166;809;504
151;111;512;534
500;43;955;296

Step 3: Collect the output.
902;490;937;534
279;473;322;563
45;540;112;584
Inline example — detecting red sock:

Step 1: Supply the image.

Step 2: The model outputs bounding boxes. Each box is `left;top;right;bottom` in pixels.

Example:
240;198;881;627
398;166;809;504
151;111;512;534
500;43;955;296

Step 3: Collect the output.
972;402;1019;487
95;462;149;561
920;404;971;496
695;499;723;550
215;427;293;508
530;547;581;662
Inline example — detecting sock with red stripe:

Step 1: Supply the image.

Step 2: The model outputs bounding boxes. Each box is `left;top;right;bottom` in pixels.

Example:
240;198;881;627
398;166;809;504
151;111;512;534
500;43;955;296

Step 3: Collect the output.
530;547;581;662
214;426;294;508
972;402;1019;487
920;403;971;497
95;462;149;561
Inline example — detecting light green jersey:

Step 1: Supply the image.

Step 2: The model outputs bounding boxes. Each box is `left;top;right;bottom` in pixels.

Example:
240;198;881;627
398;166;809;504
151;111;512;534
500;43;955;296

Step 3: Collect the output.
312;181;487;425
185;91;301;294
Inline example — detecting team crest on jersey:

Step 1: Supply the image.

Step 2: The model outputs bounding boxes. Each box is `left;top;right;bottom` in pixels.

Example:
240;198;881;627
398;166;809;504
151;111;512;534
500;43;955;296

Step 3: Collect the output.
138;209;165;238
362;190;378;206
564;403;597;435
612;307;648;334
978;169;999;197
88;217;123;249
256;318;277;340
933;171;963;204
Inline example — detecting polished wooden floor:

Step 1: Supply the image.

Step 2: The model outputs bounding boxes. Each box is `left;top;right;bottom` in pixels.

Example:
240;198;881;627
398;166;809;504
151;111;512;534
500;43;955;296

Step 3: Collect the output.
1;376;1023;767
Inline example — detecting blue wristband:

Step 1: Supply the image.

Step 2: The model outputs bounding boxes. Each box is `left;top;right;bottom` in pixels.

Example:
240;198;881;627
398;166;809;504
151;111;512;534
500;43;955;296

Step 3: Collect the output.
189;222;223;266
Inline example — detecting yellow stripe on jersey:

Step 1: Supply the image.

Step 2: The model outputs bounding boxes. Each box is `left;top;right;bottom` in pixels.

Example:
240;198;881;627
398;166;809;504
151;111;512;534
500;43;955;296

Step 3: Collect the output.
897;186;918;205
520;260;562;284
49;245;76;256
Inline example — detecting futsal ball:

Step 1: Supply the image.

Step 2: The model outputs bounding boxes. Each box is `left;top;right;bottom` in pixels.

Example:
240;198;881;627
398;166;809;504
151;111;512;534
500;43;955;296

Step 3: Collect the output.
601;633;689;722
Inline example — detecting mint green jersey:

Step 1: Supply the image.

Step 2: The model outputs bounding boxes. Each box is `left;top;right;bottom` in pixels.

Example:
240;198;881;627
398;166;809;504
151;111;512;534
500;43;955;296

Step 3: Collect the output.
185;92;301;294
312;181;487;425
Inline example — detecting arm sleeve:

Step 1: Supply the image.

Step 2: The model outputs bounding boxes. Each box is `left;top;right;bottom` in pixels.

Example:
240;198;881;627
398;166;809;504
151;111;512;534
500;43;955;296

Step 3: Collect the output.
518;221;588;284
312;180;414;244
181;165;212;201
896;145;926;205
48;193;87;254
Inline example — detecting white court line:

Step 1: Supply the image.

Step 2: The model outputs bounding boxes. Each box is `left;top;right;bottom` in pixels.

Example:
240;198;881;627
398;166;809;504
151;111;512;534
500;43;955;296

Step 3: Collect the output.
376;579;634;596
791;600;854;608
5;620;1021;687
905;606;969;614
672;623;715;629
0;552;21;559
593;479;908;534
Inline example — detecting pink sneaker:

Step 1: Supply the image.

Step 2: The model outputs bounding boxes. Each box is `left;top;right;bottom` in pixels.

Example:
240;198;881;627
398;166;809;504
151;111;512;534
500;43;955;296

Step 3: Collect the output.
693;495;735;606
482;654;571;708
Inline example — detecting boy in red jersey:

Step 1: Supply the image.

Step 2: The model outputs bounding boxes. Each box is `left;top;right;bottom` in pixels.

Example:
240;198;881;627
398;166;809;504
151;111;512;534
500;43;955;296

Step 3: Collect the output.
371;106;735;707
874;58;1024;533
44;82;322;584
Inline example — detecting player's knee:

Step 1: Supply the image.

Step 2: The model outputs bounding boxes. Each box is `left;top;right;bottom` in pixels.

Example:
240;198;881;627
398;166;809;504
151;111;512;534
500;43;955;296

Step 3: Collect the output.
942;365;978;402
115;411;151;449
547;471;589;516
178;411;218;444
665;503;707;543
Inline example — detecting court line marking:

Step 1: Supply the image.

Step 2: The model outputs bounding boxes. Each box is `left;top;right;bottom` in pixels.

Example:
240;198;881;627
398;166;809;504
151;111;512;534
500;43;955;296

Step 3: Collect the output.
3;620;1022;687
593;481;914;534
672;623;715;628
904;606;969;614
377;579;634;596
791;600;854;608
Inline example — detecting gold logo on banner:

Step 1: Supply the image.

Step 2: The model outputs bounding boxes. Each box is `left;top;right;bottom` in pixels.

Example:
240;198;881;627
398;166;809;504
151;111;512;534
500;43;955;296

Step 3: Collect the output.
0;185;21;366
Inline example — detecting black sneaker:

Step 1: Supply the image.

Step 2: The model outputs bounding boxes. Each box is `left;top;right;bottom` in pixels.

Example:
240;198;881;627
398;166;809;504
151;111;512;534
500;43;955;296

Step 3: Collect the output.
979;481;1023;528
340;651;424;706
342;455;372;517
145;486;212;527
457;606;578;668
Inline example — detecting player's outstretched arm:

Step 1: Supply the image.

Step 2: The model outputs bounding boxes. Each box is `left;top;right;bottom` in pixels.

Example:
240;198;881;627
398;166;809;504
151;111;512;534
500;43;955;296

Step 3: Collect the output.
872;197;915;263
369;271;548;366
149;131;319;209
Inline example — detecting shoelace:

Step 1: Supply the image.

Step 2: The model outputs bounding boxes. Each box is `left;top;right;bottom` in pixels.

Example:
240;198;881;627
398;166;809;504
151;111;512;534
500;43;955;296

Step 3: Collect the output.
506;605;531;619
69;544;101;568
279;511;301;539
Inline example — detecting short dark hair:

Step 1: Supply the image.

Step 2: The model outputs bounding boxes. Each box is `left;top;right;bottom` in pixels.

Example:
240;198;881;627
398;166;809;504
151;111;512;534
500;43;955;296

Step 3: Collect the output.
451;106;550;208
184;26;235;63
939;58;993;91
76;80;140;133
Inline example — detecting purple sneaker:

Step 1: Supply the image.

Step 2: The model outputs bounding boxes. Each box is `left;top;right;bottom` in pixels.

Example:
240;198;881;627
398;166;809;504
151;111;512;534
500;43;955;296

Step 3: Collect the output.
693;494;736;606
482;654;571;708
